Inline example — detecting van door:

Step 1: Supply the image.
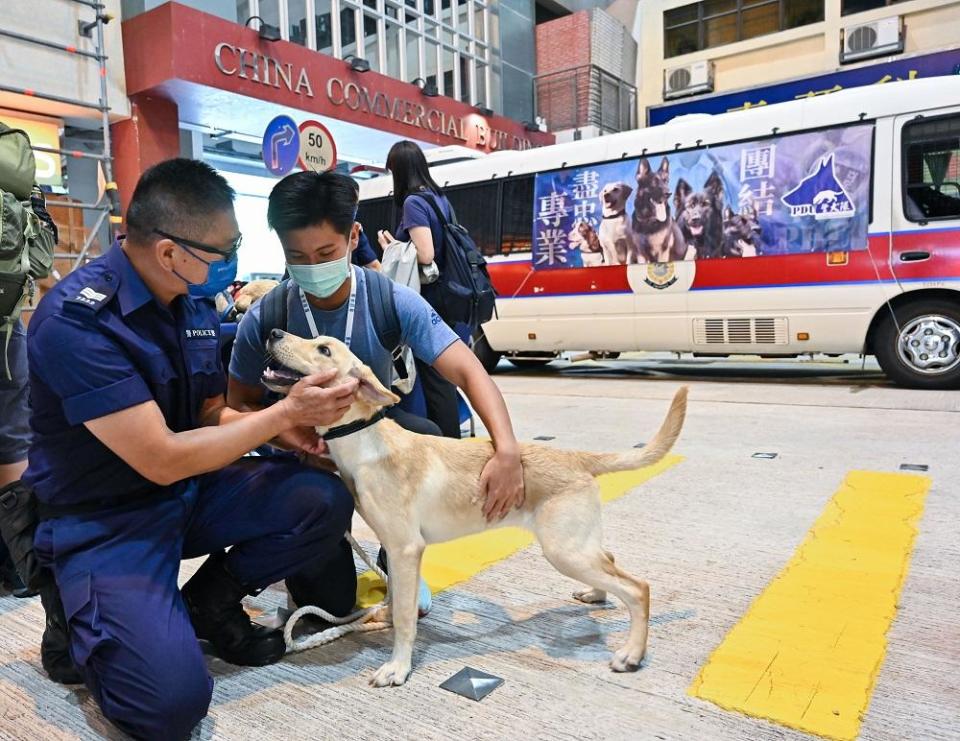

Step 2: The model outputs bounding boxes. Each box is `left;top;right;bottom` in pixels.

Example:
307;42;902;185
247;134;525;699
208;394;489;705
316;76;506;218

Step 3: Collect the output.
882;110;960;384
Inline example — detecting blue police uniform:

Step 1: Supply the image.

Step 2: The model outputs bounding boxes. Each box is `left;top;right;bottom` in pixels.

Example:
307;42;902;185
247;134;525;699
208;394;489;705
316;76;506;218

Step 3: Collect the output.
23;243;355;740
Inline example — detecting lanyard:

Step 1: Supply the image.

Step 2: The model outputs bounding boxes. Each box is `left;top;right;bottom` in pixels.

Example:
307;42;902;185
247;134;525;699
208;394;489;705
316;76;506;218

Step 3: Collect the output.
298;266;357;348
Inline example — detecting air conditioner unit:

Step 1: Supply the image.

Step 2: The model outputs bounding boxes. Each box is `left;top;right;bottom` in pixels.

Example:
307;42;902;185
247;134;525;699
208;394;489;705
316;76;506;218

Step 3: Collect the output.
840;16;903;64
663;61;714;100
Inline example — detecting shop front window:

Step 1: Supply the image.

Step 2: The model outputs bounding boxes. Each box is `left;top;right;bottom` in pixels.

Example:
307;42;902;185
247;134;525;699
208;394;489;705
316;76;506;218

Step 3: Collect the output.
842;0;910;14
236;0;253;24
665;0;825;58
362;13;381;72
288;0;308;46
315;0;333;53
385;21;404;80
257;0;281;31
341;6;359;57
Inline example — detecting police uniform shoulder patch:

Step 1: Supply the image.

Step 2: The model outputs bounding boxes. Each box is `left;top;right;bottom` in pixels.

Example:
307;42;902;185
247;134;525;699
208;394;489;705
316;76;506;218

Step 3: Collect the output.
63;271;118;314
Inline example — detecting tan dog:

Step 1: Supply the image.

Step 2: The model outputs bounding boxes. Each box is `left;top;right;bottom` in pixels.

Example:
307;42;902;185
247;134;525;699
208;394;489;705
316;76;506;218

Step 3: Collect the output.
235;279;279;313
568;220;604;267
598;182;639;264
263;331;688;687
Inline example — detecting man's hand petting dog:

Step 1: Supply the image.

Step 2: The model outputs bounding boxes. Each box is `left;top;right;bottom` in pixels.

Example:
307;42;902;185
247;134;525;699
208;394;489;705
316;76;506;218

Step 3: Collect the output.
273;426;328;456
480;447;525;522
278;369;360;429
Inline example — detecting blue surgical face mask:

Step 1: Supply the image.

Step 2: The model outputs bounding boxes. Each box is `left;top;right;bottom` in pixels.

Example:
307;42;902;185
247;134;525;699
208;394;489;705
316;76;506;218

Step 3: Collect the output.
287;252;351;298
173;244;239;298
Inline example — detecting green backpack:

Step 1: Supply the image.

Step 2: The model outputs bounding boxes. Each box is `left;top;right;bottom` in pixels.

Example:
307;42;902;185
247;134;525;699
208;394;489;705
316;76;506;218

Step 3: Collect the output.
0;122;57;378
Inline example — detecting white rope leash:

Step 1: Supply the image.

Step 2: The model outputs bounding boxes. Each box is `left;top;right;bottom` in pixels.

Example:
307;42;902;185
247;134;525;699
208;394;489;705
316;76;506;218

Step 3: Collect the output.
283;531;391;653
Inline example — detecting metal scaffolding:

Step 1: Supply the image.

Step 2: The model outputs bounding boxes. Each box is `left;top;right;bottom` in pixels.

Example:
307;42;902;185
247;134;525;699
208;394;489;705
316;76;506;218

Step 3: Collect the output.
5;0;122;286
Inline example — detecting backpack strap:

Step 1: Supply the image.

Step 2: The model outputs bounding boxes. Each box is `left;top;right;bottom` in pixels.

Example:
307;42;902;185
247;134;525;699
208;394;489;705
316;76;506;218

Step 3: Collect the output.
415;191;458;227
259;279;290;349
362;268;408;381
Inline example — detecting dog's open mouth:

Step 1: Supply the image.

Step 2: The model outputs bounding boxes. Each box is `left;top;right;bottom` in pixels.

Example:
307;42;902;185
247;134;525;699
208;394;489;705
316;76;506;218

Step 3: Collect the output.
262;362;304;388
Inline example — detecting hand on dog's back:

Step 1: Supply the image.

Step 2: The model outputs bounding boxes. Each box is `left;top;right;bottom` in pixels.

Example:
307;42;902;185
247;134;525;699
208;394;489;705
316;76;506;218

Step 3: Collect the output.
280;370;359;428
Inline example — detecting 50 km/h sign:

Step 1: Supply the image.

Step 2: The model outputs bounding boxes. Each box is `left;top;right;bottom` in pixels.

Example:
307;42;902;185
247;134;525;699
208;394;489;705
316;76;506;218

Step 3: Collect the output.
297;120;337;173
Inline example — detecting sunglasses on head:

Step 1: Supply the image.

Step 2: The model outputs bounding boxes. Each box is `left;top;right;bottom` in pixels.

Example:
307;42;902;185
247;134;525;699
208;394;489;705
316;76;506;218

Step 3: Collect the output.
153;229;242;262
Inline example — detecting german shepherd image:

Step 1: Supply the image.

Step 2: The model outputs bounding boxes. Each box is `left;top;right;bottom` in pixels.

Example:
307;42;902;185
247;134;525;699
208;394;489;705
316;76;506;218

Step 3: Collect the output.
632;157;694;263
674;172;724;259
721;204;761;258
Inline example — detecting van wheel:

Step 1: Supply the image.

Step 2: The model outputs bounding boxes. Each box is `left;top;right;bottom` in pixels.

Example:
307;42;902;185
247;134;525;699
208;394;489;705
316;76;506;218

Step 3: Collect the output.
472;331;502;374
874;299;960;389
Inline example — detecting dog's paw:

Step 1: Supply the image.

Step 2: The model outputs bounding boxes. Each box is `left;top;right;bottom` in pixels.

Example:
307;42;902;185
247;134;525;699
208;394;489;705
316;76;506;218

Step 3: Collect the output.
573;587;607;604
610;647;644;673
369;660;411;687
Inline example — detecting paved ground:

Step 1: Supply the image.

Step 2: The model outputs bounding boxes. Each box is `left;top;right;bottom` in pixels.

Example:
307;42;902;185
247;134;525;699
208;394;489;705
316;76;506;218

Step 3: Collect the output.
1;355;957;740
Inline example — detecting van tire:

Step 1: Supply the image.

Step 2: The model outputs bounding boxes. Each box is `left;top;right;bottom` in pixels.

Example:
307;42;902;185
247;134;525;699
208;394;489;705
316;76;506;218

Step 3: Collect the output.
873;299;960;389
472;330;502;374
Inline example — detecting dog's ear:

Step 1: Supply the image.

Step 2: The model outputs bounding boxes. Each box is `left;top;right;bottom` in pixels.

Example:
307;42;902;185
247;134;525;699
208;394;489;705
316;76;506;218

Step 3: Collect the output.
348;364;400;407
673;178;691;213
621;183;633;200
704;171;724;203
658;157;670;180
636;157;650;181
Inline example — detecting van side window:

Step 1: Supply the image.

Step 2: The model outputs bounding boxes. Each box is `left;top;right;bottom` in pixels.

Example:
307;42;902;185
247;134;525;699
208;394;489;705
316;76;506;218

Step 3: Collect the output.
500;176;535;256
903;114;960;222
445;182;501;257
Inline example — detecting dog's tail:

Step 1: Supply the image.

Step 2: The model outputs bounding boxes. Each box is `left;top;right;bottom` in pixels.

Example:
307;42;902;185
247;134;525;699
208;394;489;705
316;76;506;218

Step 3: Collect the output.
576;386;688;476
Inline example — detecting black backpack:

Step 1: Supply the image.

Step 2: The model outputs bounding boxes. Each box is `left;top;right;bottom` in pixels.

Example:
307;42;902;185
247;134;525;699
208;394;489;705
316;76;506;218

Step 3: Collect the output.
416;192;496;331
257;268;409;386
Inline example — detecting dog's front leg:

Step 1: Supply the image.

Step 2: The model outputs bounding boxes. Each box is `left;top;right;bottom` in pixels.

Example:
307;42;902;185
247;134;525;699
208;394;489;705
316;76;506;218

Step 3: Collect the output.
370;538;425;687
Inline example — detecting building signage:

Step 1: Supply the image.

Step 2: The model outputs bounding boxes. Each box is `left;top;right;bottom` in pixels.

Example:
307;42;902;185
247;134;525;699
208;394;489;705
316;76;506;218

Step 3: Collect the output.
648;48;960;126
213;42;535;152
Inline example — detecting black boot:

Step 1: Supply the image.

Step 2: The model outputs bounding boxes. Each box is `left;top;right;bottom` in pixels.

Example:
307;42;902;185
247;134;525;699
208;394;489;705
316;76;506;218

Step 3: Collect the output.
0;556;38;598
38;579;84;685
181;552;285;667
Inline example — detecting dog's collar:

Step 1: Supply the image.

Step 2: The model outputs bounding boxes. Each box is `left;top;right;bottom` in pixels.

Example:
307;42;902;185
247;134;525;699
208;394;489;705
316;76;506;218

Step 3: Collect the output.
322;409;387;440
602;211;626;219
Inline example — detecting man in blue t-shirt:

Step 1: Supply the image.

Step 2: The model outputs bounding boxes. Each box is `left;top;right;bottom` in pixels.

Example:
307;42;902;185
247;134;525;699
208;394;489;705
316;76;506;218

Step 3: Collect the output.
227;172;525;612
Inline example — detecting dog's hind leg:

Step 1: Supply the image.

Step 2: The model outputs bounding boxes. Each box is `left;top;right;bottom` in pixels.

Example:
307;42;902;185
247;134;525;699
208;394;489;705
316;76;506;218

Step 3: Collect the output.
369;536;425;687
534;489;650;672
573;550;614;604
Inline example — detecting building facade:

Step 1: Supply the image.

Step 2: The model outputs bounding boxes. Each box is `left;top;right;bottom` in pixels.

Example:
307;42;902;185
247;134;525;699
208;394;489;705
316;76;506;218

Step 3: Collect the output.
635;0;960;126
120;0;538;122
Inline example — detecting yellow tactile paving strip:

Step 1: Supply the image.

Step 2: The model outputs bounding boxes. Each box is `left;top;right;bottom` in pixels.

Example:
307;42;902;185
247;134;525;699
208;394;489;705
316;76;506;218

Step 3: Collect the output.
689;470;931;740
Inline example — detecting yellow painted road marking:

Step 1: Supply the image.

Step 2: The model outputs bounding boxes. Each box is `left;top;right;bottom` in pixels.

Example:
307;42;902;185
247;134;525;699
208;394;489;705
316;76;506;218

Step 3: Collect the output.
355;454;683;607
689;471;931;741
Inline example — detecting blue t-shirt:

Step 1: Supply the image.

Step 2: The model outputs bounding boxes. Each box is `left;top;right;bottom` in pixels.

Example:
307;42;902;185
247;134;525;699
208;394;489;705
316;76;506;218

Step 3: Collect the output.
353;229;378;267
230;267;459;393
395;191;453;269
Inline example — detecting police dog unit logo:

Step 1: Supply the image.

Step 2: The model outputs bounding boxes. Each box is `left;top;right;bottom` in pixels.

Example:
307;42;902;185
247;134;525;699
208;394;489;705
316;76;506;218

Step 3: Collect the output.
643;262;678;290
781;153;855;221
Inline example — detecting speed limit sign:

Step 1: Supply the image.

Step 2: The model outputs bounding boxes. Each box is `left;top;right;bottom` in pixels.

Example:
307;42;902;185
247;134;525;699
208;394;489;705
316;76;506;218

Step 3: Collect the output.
297;120;337;173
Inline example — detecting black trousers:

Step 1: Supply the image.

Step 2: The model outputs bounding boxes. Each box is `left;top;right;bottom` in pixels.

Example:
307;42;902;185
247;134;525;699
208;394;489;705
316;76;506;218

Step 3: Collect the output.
415;359;461;439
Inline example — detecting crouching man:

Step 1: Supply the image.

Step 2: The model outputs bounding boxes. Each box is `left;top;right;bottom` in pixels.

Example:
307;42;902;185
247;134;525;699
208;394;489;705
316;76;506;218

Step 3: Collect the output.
22;159;358;740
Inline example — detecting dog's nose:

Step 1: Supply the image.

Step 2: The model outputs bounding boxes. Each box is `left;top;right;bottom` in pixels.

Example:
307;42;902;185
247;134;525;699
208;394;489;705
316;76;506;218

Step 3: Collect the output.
270;328;284;341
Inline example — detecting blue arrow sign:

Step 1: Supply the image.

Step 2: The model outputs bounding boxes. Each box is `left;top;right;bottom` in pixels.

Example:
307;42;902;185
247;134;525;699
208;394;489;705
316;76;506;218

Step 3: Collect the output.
262;115;300;176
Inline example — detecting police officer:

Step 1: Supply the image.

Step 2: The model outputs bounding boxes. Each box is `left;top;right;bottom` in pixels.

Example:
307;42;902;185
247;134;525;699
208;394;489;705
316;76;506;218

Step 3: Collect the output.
23;159;359;740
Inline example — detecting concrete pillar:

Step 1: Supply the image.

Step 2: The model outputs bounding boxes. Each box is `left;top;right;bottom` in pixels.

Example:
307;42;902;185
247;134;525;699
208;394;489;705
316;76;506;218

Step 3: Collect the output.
111;94;180;219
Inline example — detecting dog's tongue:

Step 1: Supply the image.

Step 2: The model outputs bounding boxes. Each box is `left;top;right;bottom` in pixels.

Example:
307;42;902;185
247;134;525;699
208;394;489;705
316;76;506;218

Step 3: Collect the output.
655;202;667;222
